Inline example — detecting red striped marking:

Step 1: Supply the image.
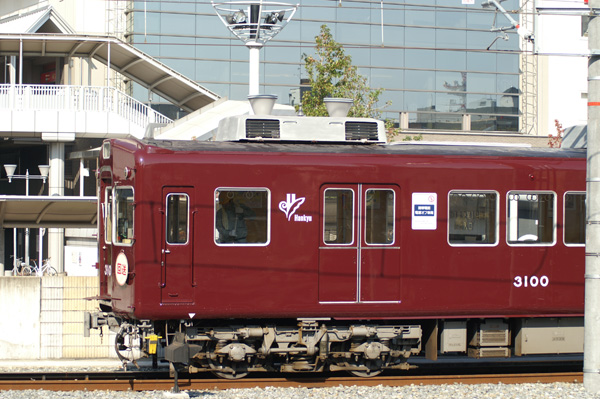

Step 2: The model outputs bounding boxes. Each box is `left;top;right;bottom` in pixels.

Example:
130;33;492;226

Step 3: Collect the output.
589;102;600;106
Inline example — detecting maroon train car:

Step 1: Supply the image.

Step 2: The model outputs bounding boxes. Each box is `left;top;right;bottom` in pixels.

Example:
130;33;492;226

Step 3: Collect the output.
87;113;586;378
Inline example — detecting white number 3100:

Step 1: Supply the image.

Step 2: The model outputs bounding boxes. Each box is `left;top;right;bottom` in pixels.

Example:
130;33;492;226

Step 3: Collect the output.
513;275;549;288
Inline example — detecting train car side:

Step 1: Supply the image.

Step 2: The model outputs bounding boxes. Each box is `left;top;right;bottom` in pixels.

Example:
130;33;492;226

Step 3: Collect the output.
131;144;584;319
90;138;586;376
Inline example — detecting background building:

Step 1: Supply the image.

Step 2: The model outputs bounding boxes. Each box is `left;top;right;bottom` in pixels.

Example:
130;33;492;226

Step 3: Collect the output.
127;0;522;132
535;0;589;136
0;0;216;274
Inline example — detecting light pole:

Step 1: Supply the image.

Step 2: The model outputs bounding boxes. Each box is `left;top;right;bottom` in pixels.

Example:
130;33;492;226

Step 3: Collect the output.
213;1;297;96
4;164;50;275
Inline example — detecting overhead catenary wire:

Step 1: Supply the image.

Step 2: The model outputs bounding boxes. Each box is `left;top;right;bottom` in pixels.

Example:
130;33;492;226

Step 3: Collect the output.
111;0;591;21
120;0;587;56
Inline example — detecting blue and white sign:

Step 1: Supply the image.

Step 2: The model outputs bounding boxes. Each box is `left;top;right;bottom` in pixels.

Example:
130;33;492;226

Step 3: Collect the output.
412;192;437;230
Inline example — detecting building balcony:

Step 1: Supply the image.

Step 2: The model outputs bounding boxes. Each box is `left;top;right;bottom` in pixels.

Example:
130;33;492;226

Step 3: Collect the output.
0;84;172;139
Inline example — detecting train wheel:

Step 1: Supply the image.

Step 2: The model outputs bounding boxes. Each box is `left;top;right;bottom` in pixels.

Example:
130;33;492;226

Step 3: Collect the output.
208;359;250;379
206;341;253;379
346;359;384;378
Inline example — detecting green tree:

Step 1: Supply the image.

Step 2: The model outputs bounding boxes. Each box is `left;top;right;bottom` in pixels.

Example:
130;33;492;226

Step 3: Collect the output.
301;25;388;119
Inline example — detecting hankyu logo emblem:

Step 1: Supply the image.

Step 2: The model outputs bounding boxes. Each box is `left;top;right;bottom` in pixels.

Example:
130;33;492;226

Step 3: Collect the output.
279;193;305;221
115;252;128;286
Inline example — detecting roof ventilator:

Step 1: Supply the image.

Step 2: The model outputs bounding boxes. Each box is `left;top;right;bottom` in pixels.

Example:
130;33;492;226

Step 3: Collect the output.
246;118;281;139
345;121;379;141
214;95;386;143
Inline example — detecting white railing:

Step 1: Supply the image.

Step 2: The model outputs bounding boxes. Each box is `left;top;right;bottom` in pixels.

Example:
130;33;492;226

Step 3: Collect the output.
0;84;172;128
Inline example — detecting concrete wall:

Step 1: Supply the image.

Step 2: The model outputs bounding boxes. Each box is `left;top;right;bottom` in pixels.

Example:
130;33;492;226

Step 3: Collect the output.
0;276;115;359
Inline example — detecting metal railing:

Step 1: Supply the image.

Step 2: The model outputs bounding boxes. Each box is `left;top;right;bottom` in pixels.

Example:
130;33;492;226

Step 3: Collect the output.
0;84;172;128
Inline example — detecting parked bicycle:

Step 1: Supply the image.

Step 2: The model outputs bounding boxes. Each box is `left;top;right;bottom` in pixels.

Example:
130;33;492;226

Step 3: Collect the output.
11;256;33;276
31;258;57;276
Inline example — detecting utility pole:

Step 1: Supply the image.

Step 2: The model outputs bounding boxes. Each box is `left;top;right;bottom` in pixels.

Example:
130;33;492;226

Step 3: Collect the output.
586;0;600;393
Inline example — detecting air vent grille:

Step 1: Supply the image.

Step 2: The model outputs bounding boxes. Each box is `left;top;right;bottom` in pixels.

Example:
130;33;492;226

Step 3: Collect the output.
246;119;280;139
468;347;511;358
345;121;379;141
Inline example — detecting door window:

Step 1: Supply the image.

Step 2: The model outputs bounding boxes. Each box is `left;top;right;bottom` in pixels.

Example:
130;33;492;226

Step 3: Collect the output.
104;187;112;244
323;189;354;245
365;189;395;245
166;194;189;244
114;187;134;245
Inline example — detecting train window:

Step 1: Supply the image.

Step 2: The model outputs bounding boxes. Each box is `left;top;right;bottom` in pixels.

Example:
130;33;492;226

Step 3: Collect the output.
104;187;112;244
214;188;269;245
114;187;134;245
324;189;354;245
166;194;189;244
448;191;498;246
507;191;556;246
365;189;395;245
564;192;586;246
102;141;110;159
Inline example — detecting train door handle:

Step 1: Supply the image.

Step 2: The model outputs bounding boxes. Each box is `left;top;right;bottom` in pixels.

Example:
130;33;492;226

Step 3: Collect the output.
162;249;170;254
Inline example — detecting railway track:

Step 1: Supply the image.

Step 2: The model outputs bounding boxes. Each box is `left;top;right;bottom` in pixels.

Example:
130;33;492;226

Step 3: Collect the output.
0;371;584;392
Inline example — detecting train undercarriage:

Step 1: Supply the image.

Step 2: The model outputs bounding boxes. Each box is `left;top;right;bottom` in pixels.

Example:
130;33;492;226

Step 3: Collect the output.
165;321;421;378
111;318;422;378
86;312;584;379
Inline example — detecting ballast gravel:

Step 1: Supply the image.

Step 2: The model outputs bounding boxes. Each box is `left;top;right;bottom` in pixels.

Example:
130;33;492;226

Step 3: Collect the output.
2;383;600;399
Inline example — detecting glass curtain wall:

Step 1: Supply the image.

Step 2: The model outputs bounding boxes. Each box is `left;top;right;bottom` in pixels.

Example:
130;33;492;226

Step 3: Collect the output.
126;0;520;131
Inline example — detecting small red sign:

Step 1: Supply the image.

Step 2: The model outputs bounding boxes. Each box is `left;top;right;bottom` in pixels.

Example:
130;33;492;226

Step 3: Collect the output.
41;71;56;84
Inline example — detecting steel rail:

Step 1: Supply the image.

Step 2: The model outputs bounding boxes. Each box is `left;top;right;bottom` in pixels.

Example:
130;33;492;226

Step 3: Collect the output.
0;372;583;392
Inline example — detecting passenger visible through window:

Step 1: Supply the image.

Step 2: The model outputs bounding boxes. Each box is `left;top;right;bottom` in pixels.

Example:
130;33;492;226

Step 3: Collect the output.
215;189;269;245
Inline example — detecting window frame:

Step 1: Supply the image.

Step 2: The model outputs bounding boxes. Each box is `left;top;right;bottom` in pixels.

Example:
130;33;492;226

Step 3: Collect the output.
213;187;271;247
103;187;113;245
323;188;356;247
113;186;135;247
447;190;500;247
563;191;586;247
166;193;190;245
506;190;557;247
364;188;396;246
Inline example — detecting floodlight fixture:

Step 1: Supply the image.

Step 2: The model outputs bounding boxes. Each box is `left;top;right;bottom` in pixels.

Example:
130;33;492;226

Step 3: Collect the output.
213;1;298;95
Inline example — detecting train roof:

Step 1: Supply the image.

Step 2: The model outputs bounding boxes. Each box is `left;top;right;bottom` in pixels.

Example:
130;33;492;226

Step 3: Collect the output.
139;138;586;160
